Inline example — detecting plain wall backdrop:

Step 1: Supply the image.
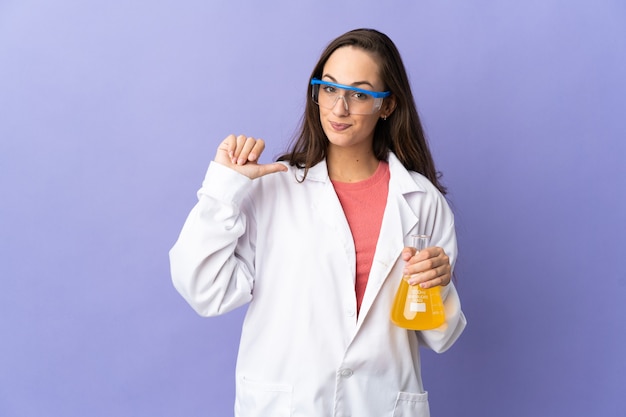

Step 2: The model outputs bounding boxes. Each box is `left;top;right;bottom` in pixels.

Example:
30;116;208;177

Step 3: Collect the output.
1;1;625;416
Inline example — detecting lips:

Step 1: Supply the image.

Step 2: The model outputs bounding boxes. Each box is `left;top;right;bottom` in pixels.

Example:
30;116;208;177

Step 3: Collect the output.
329;121;351;131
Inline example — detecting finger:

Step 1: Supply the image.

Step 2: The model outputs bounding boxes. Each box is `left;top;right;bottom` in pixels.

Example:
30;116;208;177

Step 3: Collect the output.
405;256;436;275
408;273;446;288
217;134;235;153
413;246;439;262
215;134;237;166
408;264;451;287
232;135;247;163
419;272;451;288
401;246;415;262
413;247;449;269
428;264;451;287
247;138;266;162
236;137;258;165
405;247;450;286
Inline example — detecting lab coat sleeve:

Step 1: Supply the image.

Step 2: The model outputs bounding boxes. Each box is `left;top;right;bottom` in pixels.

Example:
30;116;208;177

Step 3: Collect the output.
418;214;467;353
417;282;467;353
169;161;256;317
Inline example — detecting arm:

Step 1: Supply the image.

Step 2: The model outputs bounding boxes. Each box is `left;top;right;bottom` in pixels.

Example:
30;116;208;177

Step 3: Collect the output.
169;162;256;316
169;135;287;316
403;202;467;352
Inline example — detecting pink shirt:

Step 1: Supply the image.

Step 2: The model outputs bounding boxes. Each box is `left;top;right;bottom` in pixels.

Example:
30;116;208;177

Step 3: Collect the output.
331;161;390;315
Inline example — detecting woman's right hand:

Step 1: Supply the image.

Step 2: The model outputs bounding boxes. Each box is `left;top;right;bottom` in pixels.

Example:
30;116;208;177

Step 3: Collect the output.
214;134;288;179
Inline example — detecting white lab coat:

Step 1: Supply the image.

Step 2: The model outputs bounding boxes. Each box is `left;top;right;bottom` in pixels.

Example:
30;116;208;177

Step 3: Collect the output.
170;152;466;417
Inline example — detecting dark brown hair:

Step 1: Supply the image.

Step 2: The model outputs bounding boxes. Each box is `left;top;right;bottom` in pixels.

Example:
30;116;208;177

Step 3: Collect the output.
278;28;446;194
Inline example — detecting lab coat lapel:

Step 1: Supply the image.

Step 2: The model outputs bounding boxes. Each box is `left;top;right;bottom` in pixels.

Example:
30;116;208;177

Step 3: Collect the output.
356;154;423;327
306;161;356;281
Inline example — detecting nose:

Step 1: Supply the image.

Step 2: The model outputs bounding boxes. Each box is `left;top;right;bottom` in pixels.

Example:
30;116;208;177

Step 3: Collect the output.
332;94;350;116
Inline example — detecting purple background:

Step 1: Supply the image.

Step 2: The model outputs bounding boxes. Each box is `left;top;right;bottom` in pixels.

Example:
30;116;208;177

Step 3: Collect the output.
1;1;625;416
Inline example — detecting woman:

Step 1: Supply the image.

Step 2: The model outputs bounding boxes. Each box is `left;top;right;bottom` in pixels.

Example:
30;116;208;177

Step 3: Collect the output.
170;28;466;417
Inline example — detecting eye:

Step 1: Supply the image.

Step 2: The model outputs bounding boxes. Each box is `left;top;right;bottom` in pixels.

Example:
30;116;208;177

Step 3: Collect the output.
322;85;337;94
351;91;371;101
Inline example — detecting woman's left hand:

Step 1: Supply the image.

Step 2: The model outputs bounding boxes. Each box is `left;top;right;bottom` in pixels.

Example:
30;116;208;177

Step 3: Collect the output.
401;246;451;288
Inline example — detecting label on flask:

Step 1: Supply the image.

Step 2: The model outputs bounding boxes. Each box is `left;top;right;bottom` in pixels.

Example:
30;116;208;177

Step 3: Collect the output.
410;302;426;312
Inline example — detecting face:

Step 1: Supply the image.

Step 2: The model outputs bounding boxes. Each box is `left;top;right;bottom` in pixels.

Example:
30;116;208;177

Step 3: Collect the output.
318;46;394;152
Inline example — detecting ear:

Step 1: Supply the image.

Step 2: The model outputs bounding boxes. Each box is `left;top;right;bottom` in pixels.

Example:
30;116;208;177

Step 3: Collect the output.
381;95;397;119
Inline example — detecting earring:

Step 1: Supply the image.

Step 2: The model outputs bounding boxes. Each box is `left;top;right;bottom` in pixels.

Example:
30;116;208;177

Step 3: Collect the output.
382;115;387;121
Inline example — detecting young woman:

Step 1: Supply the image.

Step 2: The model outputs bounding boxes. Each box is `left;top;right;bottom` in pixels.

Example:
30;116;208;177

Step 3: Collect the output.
170;28;466;417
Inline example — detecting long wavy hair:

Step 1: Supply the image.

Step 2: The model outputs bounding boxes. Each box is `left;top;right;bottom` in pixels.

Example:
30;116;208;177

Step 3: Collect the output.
277;28;446;195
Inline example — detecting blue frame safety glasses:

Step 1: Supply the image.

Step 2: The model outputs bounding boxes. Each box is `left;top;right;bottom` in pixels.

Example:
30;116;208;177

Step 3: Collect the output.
310;78;391;115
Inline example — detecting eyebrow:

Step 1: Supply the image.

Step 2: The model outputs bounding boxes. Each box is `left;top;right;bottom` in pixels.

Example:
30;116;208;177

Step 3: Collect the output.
322;74;376;90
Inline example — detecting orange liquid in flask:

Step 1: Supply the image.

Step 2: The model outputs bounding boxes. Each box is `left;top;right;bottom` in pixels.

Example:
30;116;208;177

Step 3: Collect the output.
390;235;446;330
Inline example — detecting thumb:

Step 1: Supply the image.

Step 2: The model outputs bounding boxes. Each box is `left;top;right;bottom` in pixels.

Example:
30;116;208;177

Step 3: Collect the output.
401;247;415;261
256;162;288;177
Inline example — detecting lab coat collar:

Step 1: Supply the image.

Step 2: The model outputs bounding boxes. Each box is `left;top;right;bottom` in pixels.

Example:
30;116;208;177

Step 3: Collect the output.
297;152;426;257
298;158;329;183
296;152;426;193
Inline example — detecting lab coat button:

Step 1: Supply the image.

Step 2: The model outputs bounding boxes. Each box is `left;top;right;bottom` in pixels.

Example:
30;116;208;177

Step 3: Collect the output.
339;368;353;378
346;308;355;317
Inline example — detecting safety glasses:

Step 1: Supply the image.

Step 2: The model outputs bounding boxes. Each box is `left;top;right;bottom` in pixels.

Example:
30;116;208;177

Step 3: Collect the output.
310;78;391;115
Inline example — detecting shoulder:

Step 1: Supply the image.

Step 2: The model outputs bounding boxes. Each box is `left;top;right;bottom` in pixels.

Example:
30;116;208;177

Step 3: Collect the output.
387;153;453;213
387;153;441;196
409;170;443;195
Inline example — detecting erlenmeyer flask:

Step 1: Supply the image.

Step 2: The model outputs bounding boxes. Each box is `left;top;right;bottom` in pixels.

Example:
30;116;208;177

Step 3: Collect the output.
390;234;445;330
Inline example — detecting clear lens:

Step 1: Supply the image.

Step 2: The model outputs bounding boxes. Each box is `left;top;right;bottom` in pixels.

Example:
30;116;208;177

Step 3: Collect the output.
312;84;384;115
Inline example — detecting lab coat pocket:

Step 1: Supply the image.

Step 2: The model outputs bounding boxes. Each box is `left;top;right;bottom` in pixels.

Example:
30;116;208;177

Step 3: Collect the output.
392;391;430;417
237;376;293;417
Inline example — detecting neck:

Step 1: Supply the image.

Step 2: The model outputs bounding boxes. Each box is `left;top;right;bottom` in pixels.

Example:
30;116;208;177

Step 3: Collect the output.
327;146;379;183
